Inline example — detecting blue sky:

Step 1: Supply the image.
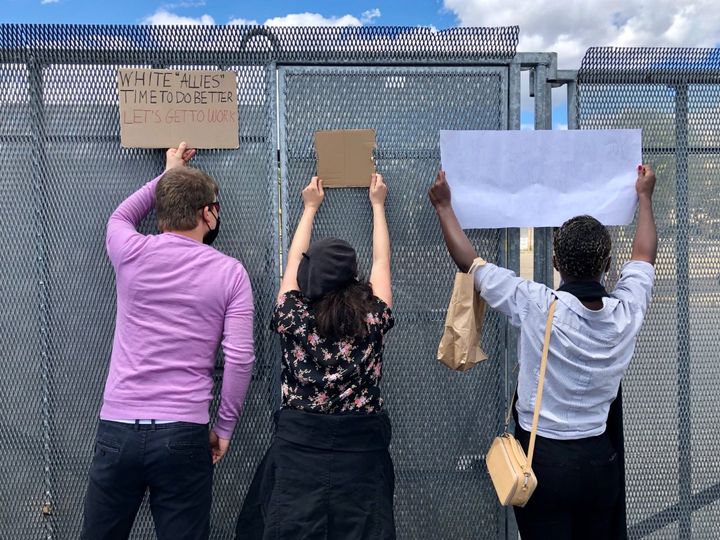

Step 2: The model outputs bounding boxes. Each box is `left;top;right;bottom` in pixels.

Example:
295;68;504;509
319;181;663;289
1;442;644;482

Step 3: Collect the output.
3;1;456;28
5;0;720;129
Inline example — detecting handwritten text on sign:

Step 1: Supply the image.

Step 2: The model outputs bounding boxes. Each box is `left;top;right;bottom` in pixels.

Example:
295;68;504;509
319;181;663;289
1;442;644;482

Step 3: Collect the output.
117;68;239;149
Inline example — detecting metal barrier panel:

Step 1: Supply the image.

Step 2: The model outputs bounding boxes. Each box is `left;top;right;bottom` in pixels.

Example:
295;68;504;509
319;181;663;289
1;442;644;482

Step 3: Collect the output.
279;65;510;540
578;47;720;540
0;24;520;539
0;61;48;540
1;57;279;540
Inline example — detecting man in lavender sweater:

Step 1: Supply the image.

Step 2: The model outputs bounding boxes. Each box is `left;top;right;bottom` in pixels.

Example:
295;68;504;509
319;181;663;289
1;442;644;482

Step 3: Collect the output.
81;143;255;539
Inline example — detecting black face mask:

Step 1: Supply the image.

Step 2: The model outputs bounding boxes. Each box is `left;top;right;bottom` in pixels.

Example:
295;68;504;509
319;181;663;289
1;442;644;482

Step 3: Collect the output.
203;212;220;246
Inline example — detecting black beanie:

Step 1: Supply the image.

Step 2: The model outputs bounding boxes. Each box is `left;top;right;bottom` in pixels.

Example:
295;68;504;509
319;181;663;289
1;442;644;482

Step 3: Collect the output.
297;238;358;301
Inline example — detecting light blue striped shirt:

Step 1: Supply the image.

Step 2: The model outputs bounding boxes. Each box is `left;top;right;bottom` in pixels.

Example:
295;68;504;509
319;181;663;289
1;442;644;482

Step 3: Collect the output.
475;260;655;439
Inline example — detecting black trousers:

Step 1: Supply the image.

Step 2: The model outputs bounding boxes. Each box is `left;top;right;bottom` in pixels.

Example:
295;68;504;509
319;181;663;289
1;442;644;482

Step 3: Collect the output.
236;409;396;540
81;420;213;540
513;422;622;540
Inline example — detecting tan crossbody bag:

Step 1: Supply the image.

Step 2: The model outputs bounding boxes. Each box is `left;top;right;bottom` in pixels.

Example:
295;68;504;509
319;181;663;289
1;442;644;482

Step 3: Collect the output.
485;300;557;507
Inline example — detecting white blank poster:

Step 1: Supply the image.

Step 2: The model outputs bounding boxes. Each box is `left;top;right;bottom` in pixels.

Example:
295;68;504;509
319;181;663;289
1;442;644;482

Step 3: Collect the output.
439;129;642;229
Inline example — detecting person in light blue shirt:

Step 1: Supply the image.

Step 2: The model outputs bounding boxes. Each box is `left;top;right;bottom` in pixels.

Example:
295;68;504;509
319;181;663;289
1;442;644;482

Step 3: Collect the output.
429;165;657;540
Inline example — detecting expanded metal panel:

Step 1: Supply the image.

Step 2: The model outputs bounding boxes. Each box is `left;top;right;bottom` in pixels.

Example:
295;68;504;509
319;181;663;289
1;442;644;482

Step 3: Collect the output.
279;66;509;540
0;23;522;540
0;62;47;540
578;47;720;539
1;52;278;540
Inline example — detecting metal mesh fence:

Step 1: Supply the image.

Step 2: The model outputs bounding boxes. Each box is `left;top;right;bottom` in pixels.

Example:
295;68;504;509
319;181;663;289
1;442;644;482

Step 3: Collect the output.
1;24;519;540
0;61;48;540
1;41;279;540
279;66;509;539
578;47;720;540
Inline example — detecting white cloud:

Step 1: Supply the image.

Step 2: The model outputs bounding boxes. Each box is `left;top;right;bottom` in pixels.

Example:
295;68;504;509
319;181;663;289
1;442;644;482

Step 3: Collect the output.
144;8;382;28
227;17;259;26
444;0;720;68
263;12;364;27
361;9;382;24
41;0;60;4
142;9;214;25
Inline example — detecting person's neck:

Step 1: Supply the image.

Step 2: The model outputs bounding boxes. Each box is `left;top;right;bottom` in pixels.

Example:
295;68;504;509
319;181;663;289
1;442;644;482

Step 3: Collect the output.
558;276;606;311
560;274;602;285
165;228;204;243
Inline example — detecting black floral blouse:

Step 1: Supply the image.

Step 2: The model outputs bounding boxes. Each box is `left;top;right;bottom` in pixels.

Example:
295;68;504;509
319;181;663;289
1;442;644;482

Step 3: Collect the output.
272;290;394;414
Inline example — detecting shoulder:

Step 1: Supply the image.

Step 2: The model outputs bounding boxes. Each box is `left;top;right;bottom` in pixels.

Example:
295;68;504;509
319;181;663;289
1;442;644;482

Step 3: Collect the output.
618;260;655;281
205;250;250;279
368;295;394;331
477;263;554;305
611;260;655;305
273;290;310;334
200;251;253;304
276;290;309;312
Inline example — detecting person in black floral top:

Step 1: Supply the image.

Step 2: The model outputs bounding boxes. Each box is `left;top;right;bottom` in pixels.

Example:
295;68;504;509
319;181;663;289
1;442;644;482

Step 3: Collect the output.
236;174;395;540
274;289;393;413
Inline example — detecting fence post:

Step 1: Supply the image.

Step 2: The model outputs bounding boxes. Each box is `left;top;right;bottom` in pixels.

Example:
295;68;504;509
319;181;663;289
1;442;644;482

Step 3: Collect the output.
28;54;54;536
674;83;692;539
532;63;554;287
502;58;522;540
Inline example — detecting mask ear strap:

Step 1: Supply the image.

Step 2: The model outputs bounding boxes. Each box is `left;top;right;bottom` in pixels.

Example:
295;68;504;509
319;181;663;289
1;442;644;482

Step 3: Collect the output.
204;207;218;231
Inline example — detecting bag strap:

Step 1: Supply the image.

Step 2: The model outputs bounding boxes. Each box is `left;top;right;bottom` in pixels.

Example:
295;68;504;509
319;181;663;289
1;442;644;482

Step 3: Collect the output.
502;365;518;432
526;299;557;469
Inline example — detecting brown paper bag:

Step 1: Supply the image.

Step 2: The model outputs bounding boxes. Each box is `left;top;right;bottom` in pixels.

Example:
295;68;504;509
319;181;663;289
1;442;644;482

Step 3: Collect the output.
437;258;488;371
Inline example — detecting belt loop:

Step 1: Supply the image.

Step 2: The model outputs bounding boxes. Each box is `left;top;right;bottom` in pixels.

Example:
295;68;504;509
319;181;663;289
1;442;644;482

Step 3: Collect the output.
134;420;139;431
151;419;156;431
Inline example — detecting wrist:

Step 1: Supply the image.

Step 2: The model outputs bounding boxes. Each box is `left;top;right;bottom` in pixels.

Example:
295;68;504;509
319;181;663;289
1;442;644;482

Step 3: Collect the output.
434;203;454;216
371;202;386;210
303;205;319;213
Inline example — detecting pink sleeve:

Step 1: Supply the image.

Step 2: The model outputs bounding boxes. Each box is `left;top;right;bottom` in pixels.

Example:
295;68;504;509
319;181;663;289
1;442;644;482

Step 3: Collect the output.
106;174;163;267
213;265;256;439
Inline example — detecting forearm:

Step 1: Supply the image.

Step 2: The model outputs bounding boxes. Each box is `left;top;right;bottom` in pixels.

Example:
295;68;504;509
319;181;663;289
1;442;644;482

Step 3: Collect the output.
434;205;477;273
214;355;254;439
215;283;255;440
287;207;317;268
281;207;317;291
372;204;390;266
369;203;393;305
631;195;657;264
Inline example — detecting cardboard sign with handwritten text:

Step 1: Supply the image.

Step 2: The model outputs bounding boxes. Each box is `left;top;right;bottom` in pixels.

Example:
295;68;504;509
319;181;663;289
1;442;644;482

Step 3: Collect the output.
315;129;376;188
117;68;239;149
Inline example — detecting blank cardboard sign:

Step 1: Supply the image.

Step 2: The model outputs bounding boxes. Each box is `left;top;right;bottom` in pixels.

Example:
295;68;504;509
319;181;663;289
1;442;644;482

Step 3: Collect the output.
117;68;239;149
315;129;376;187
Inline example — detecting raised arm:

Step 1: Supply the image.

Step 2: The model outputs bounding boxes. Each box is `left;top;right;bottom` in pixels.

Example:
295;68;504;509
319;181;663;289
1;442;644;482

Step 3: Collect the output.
428;170;478;272
106;142;195;267
369;174;392;307
631;164;657;265
278;177;324;300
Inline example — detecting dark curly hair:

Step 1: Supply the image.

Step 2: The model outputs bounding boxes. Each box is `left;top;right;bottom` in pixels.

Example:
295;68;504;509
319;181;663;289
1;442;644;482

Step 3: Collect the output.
553;215;612;280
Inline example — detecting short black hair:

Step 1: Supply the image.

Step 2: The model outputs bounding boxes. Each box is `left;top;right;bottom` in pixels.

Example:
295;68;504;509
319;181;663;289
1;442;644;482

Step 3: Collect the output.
553;215;612;279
